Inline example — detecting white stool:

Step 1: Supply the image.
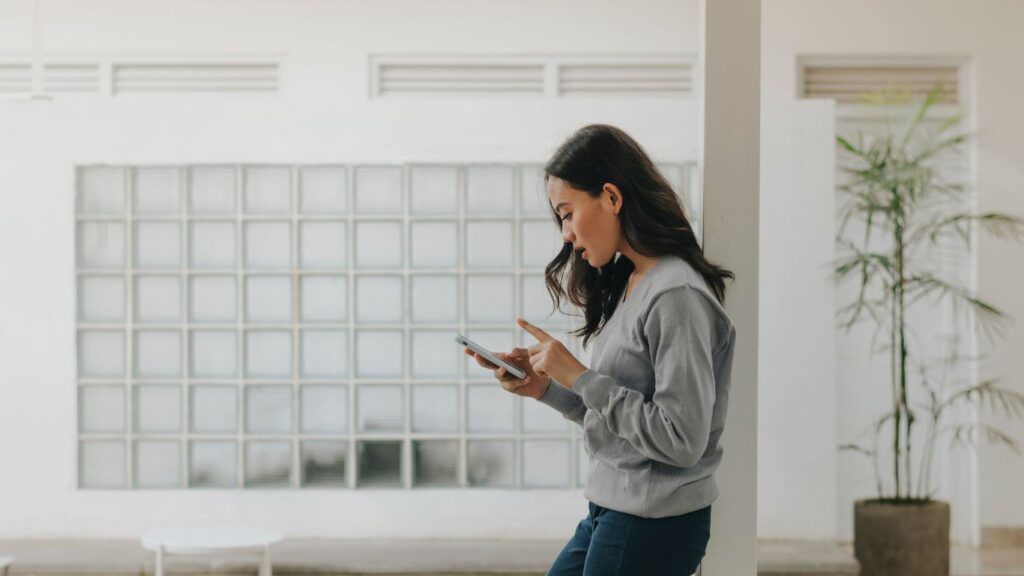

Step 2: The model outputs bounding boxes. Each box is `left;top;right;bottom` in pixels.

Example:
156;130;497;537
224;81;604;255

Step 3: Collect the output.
141;527;281;576
0;556;13;576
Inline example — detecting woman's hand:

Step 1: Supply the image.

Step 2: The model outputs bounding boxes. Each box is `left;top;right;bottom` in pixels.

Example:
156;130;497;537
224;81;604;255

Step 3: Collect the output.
464;347;551;400
517;318;588;388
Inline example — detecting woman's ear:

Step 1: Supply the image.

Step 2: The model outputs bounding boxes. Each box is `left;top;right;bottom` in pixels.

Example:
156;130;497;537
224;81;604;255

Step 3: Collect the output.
603;183;623;215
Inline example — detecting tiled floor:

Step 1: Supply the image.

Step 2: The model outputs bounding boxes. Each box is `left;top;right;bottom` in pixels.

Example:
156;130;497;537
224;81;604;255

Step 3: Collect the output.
829;541;1024;576
952;545;1024;576
760;540;1024;576
0;538;1021;575
825;542;1024;576
758;540;858;575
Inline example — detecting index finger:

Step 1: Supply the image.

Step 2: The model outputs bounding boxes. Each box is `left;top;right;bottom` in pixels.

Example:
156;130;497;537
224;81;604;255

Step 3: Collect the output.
517;317;553;342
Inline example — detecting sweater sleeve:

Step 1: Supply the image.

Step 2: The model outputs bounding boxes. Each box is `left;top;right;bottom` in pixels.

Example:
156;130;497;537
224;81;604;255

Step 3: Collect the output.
537;379;587;427
572;285;719;468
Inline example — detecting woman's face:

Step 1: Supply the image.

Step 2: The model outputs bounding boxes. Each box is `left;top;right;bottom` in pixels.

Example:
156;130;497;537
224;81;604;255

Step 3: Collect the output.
546;176;623;268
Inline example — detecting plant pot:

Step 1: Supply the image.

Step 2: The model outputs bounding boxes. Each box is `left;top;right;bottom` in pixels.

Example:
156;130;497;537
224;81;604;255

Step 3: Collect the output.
854;499;950;576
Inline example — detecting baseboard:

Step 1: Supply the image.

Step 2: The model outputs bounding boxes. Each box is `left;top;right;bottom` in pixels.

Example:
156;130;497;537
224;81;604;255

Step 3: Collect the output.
982;526;1024;549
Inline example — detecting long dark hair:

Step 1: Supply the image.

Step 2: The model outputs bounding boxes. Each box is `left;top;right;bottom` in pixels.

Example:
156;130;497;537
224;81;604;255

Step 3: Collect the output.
543;124;734;347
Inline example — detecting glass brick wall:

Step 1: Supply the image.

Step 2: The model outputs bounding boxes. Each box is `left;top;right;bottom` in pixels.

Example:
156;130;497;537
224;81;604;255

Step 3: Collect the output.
74;162;691;489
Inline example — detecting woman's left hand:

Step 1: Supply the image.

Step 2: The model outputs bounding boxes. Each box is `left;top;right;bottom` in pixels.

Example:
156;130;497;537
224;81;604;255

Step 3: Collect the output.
517;317;588;388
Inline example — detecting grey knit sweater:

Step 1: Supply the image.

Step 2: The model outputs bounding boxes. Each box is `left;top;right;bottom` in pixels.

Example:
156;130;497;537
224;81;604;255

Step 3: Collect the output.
538;255;736;518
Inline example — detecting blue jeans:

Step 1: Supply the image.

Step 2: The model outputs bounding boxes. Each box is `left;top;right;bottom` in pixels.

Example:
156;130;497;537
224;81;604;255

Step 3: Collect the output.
547;502;711;576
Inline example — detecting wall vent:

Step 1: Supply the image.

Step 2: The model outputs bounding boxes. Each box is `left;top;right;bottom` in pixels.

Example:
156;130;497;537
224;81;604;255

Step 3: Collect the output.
371;55;694;99
0;64;32;94
377;63;545;96
44;63;101;93
112;63;279;94
801;63;959;104
558;63;693;96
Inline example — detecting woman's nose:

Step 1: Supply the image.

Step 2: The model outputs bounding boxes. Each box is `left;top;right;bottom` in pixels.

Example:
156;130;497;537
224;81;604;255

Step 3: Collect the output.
560;221;575;243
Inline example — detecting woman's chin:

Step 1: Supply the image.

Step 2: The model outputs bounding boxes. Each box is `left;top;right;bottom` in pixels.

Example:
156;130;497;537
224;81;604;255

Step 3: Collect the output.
586;251;613;268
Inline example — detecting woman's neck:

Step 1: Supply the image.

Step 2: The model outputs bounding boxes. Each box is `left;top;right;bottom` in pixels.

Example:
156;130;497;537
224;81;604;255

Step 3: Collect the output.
619;245;660;277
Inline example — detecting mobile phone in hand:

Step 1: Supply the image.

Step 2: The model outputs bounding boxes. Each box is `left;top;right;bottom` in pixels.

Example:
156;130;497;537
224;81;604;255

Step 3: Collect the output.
454;334;528;379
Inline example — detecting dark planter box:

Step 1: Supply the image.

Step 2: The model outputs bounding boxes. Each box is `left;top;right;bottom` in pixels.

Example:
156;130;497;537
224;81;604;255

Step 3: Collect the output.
854;499;950;576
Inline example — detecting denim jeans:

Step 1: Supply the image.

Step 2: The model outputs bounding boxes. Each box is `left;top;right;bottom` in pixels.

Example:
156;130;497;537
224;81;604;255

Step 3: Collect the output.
547;502;711;576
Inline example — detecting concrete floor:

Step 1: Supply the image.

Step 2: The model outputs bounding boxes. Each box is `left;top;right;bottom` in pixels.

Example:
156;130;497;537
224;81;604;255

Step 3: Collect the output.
950;545;1024;576
760;540;1024;576
0;538;1021;575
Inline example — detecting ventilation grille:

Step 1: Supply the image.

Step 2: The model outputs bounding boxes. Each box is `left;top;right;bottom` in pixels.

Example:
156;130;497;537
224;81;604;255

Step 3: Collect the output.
372;56;695;98
44;64;101;93
0;59;282;97
802;65;959;104
112;63;279;94
377;63;545;96
0;64;32;94
559;63;693;96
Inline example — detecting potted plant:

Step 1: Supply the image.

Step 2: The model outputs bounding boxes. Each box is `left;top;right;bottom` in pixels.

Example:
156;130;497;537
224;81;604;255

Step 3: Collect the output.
834;86;1024;576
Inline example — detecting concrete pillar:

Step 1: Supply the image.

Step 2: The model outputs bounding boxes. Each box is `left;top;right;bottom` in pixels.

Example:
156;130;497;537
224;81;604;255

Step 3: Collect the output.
698;0;760;573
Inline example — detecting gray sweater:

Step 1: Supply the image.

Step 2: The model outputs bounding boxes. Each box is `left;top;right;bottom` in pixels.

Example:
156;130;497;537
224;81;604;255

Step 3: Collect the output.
538;255;736;518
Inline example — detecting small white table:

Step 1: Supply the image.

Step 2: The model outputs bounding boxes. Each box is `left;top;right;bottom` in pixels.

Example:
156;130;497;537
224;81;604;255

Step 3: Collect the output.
0;556;13;576
141;527;282;576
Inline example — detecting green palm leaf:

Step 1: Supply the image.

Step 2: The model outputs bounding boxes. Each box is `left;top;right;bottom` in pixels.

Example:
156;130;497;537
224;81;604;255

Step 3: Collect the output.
832;82;1023;500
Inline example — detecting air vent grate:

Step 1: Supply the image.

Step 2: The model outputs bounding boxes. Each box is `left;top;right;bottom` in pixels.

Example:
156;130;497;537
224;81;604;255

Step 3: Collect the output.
802;65;959;104
558;63;693;96
112;63;279;94
0;64;32;94
377;63;545;96
44;64;101;93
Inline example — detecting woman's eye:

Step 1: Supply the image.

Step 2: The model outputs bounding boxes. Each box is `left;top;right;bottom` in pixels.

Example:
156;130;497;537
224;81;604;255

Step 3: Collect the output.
560;213;572;222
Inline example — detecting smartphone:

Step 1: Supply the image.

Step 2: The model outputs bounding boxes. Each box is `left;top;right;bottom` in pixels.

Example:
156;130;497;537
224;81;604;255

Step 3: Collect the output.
454;334;528;379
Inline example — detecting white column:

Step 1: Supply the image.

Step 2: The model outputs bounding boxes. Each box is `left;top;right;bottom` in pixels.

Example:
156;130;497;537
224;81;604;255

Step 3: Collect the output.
698;0;760;573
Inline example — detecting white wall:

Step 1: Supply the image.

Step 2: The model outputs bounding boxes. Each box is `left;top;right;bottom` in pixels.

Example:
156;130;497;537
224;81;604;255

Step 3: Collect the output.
762;0;1024;543
757;99;837;540
6;0;1021;549
0;0;714;540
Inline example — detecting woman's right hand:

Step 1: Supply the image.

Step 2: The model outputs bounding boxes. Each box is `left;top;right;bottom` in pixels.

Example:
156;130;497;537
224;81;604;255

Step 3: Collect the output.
464;347;551;400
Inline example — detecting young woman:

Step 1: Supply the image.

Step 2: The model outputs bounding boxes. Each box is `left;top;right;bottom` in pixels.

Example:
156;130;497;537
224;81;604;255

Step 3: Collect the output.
466;125;737;575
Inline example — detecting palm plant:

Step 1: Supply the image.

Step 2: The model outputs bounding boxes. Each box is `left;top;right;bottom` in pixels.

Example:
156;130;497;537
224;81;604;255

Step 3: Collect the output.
835;86;1024;501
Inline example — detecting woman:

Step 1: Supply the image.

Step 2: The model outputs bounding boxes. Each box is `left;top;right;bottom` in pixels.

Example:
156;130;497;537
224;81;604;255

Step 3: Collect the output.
466;125;736;575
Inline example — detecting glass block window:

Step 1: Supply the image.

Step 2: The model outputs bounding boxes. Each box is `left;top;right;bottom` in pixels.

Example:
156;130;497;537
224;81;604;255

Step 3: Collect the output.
74;162;694;489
